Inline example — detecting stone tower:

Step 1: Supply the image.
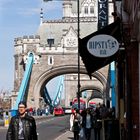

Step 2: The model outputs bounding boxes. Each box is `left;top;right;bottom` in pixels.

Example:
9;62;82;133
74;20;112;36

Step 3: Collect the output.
11;0;114;109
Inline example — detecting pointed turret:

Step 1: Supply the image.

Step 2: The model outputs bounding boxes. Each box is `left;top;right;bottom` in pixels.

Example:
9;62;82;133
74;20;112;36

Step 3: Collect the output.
62;0;72;18
40;8;43;25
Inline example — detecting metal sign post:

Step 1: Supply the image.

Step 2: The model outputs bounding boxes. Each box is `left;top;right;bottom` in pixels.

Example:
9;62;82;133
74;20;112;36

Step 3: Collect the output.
77;0;81;111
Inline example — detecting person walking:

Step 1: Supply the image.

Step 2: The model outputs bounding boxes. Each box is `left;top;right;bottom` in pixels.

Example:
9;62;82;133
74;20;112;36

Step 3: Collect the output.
72;109;81;140
6;101;38;140
82;108;93;140
70;111;75;131
93;107;102;140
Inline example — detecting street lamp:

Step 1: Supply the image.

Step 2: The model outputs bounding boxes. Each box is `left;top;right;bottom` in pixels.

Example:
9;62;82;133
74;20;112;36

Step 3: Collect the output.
43;0;81;110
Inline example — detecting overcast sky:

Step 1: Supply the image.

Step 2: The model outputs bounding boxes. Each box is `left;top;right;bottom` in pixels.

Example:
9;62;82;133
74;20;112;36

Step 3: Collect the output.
0;0;62;93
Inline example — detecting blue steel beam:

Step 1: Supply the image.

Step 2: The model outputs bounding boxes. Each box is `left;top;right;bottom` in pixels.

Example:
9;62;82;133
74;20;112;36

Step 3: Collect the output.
110;62;116;107
53;77;61;106
53;76;64;106
11;53;34;115
44;87;52;105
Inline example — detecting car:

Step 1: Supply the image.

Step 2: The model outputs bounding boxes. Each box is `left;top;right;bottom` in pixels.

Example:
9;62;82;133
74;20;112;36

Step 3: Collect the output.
64;107;72;114
53;107;64;116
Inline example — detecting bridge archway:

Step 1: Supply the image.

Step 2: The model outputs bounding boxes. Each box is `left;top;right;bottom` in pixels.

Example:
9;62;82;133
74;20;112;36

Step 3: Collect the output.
32;65;107;108
80;85;103;98
80;86;103;105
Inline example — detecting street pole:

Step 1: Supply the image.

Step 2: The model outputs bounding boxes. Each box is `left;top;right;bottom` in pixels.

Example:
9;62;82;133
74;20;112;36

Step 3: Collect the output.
77;0;81;110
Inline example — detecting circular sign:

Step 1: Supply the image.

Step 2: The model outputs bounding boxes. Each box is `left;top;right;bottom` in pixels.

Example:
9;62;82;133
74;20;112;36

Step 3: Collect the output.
87;34;119;57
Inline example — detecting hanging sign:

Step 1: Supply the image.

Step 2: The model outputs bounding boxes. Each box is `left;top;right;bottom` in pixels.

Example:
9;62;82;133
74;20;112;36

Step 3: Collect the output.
87;34;119;58
98;0;108;30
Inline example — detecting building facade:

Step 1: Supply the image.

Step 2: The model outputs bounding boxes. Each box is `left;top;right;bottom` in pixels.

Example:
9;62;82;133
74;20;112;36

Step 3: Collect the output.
115;0;140;139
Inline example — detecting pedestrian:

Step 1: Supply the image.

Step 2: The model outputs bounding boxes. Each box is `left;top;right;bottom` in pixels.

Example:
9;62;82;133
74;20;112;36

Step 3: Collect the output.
82;108;93;140
70;112;75;131
37;108;41;116
45;107;49;116
6;101;38;140
100;104;108;119
72;109;81;140
93;107;102;140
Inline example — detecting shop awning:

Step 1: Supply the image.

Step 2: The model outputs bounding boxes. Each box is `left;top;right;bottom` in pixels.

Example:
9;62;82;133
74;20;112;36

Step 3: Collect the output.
79;18;121;77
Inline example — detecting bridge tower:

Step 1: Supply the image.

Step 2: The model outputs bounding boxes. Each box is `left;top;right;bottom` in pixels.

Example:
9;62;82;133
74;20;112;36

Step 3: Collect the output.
11;0;114;109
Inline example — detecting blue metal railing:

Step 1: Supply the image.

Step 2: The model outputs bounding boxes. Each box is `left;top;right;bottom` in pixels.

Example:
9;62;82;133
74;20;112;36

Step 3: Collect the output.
11;53;34;116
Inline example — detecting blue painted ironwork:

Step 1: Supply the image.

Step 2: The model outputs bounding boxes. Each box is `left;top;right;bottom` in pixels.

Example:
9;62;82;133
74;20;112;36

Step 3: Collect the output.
110;62;116;107
11;51;64;116
11;53;34;116
44;87;52;106
83;91;87;98
53;76;64;107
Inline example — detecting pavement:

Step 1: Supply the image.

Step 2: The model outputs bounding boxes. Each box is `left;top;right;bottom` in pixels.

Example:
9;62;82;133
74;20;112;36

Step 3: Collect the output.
55;129;96;140
55;131;74;140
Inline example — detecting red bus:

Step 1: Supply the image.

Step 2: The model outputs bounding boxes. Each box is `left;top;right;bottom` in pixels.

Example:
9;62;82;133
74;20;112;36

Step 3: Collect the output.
88;101;96;110
71;98;86;113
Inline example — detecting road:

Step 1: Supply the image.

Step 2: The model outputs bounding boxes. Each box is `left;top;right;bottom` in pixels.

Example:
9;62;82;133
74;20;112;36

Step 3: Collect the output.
0;115;70;140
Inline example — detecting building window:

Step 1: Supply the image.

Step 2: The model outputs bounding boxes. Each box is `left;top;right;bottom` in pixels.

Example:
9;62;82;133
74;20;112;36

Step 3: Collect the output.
90;6;94;14
47;39;54;47
84;6;88;14
48;56;54;65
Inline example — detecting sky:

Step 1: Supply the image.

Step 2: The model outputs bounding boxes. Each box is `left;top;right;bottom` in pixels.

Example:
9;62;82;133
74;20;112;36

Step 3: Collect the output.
0;0;62;93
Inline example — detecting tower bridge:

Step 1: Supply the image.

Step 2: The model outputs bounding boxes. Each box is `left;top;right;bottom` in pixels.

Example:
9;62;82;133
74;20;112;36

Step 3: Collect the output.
11;0;114;111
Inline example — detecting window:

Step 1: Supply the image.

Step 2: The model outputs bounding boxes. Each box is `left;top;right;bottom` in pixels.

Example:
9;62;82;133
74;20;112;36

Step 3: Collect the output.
90;6;94;14
48;56;54;65
47;39;54;47
84;6;88;14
